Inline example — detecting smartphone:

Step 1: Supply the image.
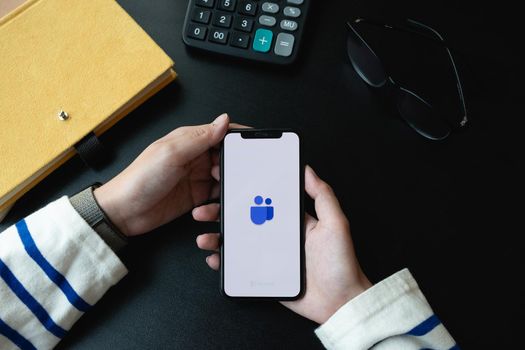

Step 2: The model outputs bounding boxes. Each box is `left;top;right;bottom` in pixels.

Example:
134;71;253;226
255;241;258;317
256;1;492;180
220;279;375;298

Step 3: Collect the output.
221;129;304;300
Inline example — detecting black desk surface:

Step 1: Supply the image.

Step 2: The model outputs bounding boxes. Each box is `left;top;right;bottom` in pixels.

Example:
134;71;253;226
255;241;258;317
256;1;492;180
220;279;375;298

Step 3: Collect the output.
1;0;522;348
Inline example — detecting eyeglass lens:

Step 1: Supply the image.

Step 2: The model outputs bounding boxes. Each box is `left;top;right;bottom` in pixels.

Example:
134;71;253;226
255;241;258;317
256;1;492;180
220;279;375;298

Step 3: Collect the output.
346;22;453;140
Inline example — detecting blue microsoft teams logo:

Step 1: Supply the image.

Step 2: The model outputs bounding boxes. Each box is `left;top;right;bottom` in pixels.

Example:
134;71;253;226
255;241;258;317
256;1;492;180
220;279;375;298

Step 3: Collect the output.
250;195;274;225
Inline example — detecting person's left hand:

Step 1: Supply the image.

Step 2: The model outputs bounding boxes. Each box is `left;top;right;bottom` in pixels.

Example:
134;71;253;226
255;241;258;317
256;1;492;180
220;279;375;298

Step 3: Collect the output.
93;114;230;236
193;166;372;324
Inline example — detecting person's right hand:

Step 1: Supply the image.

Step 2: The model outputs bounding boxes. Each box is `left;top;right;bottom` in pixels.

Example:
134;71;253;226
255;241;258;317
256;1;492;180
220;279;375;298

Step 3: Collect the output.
193;165;372;324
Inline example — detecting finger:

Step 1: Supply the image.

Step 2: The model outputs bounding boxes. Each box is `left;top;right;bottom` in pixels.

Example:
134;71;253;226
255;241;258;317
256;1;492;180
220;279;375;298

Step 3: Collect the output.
209;181;220;199
192;203;220;222
211;165;220;181
210;123;250;171
196;233;221;251
305;165;348;228
305;213;318;233
212;123;252;150
211;149;220;165
206;253;221;270
161;114;230;165
229;123;251;129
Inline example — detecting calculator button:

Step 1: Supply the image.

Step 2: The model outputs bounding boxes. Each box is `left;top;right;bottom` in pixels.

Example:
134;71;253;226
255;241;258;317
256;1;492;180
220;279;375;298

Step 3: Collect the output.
192;8;211;24
287;0;304;4
253;29;273;52
261;2;279;14
283;6;301;17
239;1;257;16
231;32;250;48
209;28;229;44
233;17;253;33
280;19;298;31
195;0;215;8
213;13;233;27
259;15;276;27
187;24;208;40
218;0;236;12
274;33;295;57
234;16;254;32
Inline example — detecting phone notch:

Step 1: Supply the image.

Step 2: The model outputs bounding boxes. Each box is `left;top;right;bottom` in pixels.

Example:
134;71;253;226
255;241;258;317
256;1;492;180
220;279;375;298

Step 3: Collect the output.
240;130;283;139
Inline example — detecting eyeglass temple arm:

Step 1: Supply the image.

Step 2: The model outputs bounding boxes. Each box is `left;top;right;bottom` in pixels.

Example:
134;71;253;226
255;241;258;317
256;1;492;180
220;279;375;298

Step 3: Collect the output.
352;18;468;127
353;18;442;44
406;19;468;127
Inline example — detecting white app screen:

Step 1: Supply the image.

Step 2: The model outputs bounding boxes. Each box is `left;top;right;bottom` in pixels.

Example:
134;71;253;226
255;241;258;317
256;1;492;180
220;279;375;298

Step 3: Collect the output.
223;132;301;297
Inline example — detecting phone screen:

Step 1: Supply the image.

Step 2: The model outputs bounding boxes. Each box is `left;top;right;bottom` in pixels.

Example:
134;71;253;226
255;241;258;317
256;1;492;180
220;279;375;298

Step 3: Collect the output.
222;131;302;298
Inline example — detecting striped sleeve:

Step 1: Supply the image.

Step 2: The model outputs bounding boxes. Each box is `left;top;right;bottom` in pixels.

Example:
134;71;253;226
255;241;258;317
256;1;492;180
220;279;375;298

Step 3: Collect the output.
0;196;128;350
315;269;458;350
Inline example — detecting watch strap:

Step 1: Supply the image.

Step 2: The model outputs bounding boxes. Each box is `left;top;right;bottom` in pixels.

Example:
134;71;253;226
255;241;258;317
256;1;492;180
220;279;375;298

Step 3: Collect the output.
69;184;128;252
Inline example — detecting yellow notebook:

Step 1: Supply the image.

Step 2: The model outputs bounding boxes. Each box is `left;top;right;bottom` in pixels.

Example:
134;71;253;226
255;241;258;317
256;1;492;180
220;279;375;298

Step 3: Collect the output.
0;0;176;221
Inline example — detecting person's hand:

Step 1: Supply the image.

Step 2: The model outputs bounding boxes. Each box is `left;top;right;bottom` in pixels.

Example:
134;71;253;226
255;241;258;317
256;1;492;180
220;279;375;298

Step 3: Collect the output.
193;165;372;324
93;114;230;236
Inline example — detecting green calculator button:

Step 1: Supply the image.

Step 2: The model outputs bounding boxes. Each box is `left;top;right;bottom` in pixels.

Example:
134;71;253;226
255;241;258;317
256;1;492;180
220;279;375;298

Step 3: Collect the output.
253;29;273;53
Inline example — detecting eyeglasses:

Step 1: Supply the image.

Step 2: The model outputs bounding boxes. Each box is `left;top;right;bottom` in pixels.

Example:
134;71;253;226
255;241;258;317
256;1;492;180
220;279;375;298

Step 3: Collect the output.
346;18;468;140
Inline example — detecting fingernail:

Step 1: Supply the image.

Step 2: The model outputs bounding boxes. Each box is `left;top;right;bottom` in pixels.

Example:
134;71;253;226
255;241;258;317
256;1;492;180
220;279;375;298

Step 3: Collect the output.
213;113;228;126
206;256;210;263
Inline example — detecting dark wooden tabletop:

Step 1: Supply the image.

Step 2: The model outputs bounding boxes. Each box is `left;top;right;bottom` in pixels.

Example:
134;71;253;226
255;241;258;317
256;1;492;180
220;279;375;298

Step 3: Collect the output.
2;0;522;348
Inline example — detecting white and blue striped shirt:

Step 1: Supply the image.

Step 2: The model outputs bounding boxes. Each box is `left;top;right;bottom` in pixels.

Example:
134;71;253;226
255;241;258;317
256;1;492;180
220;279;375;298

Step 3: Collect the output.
1;197;457;349
0;197;126;349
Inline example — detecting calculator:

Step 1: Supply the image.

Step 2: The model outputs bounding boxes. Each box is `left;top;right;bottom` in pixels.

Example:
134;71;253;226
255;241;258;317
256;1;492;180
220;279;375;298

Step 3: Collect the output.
182;0;310;64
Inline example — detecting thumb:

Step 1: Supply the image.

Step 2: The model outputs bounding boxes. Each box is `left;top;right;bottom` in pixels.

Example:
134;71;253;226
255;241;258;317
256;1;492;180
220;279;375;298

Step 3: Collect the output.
305;165;348;229
166;114;229;164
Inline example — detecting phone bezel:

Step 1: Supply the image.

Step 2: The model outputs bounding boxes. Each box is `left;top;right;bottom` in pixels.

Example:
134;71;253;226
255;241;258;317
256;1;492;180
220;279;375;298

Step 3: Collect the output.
220;129;305;300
